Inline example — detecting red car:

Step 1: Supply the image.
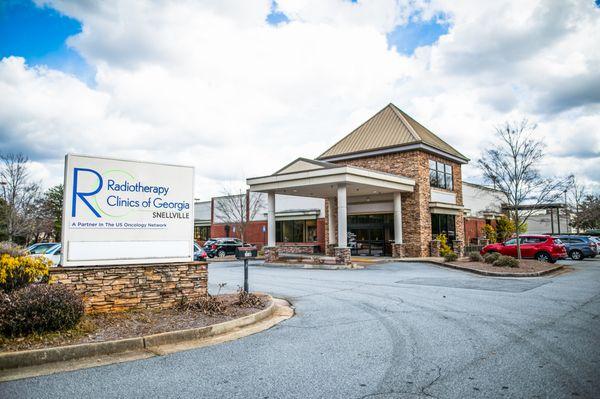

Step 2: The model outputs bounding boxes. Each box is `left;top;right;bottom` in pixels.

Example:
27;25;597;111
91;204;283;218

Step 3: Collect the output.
480;235;567;263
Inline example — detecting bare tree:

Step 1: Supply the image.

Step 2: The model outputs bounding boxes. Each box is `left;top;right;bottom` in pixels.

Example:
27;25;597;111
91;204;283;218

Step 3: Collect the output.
213;187;264;244
0;153;41;242
478;119;572;259
569;178;587;233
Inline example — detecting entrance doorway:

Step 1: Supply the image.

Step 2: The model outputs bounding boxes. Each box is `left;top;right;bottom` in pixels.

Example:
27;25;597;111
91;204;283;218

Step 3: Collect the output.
431;213;456;242
348;214;394;256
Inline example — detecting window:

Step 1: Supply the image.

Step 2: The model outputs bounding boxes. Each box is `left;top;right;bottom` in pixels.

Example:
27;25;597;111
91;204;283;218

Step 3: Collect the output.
194;225;211;241
504;238;517;245
276;220;318;242
431;214;456;241
521;237;545;244
429;160;453;190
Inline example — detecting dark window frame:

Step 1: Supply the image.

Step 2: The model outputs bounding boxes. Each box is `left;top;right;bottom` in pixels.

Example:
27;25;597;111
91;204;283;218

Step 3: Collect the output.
429;160;454;190
275;219;318;243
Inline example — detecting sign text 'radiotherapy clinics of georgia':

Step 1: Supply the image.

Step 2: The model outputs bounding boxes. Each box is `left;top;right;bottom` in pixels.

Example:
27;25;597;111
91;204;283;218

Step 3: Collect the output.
61;154;195;266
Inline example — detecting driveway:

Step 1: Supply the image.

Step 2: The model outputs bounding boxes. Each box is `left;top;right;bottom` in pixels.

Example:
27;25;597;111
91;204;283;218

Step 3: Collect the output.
2;259;600;398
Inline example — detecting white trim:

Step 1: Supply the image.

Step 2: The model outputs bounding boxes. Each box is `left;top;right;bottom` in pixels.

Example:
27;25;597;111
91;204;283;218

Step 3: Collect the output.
247;166;415;195
430;201;464;216
319;143;468;164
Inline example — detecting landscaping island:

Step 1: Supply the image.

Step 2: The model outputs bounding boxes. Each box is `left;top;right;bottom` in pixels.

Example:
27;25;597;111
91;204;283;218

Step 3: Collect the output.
1;292;269;353
446;258;563;276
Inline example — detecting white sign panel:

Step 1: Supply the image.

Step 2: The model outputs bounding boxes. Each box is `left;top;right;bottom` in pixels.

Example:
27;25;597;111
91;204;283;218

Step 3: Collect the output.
61;154;194;266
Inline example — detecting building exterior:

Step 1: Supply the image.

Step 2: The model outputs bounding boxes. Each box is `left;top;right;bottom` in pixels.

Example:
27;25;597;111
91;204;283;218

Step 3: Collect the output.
194;106;572;257
246;103;470;262
462;182;504;244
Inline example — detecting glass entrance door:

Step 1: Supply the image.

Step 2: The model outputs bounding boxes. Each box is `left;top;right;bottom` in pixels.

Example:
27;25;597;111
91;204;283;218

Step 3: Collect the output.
348;214;394;256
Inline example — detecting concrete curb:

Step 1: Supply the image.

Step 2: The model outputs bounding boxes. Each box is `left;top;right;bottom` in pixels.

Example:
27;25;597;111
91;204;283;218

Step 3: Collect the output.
0;296;277;371
260;262;362;270
398;259;564;277
207;257;265;263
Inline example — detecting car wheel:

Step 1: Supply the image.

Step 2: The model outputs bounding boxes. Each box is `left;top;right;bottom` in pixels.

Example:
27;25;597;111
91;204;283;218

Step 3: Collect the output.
217;250;226;258
535;252;551;263
569;250;584;261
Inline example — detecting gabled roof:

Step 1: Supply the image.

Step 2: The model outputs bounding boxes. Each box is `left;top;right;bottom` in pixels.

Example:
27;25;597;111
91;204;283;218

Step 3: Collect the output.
274;157;337;175
317;103;469;163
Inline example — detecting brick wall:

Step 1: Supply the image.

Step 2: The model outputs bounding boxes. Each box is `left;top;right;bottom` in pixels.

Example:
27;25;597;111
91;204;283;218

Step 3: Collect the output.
334;150;464;257
211;219;325;251
50;262;208;313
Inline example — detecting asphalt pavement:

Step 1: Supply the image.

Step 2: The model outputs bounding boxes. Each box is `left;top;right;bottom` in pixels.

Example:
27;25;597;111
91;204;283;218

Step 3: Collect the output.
2;258;600;398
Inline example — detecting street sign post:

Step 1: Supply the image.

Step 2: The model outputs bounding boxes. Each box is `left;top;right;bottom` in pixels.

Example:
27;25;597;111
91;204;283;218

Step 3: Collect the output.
235;246;257;292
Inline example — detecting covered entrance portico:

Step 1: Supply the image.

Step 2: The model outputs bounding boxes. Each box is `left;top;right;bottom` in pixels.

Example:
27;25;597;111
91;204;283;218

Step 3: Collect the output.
247;158;415;265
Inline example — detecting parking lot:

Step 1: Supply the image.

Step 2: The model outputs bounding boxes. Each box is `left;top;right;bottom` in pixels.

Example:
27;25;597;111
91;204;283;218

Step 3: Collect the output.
2;258;600;398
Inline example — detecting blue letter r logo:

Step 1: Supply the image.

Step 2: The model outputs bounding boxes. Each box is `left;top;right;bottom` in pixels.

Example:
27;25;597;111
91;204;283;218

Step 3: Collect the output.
72;168;103;217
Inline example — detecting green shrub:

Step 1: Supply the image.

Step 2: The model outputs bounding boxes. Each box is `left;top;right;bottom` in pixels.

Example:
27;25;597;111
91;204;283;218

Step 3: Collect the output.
492;255;519;268
483;252;501;264
444;252;458;262
468;251;484;262
0;284;84;337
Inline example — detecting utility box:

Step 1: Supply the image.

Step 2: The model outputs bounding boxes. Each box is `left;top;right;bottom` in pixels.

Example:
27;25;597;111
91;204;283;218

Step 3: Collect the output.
235;246;257;260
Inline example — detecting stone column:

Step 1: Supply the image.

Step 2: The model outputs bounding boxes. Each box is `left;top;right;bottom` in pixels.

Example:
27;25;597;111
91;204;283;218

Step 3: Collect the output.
430;240;441;257
452;240;465;257
267;191;276;247
334;247;351;265
337;184;347;248
264;246;279;263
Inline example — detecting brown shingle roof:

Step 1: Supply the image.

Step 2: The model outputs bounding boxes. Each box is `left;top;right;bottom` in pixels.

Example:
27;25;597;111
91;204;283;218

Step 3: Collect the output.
317;103;469;162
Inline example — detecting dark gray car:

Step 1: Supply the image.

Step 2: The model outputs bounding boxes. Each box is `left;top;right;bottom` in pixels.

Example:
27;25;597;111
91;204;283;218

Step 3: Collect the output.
555;235;598;260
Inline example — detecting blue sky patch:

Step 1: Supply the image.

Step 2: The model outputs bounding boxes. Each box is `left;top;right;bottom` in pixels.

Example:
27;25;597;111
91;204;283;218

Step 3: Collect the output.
0;0;94;83
387;16;449;55
266;1;289;26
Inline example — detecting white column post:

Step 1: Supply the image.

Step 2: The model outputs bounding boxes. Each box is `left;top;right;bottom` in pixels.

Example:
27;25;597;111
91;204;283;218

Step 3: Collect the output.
327;198;336;246
394;192;403;244
267;191;276;247
337;184;347;248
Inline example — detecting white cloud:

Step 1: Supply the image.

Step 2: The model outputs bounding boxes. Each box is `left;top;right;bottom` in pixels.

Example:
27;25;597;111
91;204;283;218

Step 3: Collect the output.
1;0;599;197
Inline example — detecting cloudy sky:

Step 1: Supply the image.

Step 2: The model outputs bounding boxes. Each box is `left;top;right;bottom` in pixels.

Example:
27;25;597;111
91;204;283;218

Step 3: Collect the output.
1;0;599;199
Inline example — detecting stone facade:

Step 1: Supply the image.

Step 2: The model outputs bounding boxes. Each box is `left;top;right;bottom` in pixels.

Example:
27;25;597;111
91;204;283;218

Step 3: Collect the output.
392;243;406;258
452;240;465;257
278;244;320;255
334;150;464;257
263;246;279;263
334;247;352;265
430;240;441;257
50;262;207;313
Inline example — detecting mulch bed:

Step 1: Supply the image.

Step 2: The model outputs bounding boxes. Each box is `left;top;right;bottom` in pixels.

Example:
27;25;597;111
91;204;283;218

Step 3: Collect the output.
448;259;560;274
0;293;269;353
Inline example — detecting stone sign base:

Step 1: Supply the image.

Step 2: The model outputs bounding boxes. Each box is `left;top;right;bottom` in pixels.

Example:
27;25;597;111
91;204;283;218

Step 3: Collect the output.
50;262;207;313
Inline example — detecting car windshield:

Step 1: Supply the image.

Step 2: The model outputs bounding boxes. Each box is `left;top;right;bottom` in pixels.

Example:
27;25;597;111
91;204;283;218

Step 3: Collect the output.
28;243;58;254
46;244;61;255
553;238;563;244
